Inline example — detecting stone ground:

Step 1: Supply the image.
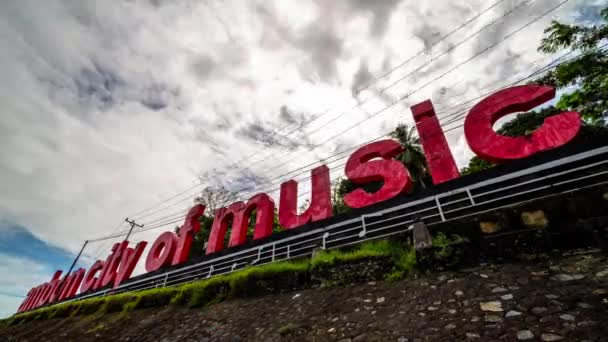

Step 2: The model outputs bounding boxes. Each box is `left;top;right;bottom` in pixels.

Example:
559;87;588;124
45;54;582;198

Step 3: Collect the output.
2;248;608;342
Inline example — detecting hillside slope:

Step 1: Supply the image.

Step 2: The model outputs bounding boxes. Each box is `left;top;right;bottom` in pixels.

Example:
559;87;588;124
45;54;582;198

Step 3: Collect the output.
2;249;608;342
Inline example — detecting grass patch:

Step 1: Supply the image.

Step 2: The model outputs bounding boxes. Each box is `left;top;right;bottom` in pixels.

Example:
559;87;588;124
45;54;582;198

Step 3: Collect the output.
417;232;467;271
311;239;417;282
10;238;417;324
86;323;106;334
186;276;230;308
310;239;394;268
71;298;106;317
278;322;299;336
228;260;310;298
100;293;137;314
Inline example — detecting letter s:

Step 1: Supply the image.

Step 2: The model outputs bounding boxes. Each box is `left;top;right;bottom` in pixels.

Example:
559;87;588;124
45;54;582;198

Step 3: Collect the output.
343;139;413;209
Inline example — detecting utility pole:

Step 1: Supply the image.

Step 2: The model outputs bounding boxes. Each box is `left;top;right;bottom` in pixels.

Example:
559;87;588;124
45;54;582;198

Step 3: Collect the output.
124;218;144;241
56;239;88;299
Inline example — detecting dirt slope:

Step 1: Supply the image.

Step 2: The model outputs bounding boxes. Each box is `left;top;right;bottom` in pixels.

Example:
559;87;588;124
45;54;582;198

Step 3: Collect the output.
2;249;608;342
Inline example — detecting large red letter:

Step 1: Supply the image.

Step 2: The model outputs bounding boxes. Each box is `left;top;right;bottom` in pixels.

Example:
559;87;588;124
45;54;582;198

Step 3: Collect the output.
18;287;39;312
37;271;62;306
17;289;32;313
279;165;333;229
58;268;86;301
464;85;581;163
206;194;275;254
145;231;177;272
411;100;460;184
229;193;275;246
343;139;412;209
96;242;127;290
80;260;104;294
114;241;147;288
206;203;243;254
172;204;205;265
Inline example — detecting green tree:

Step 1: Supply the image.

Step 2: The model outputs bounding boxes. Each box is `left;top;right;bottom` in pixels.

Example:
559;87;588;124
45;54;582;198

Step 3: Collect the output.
534;7;608;125
390;124;431;188
462;6;608;175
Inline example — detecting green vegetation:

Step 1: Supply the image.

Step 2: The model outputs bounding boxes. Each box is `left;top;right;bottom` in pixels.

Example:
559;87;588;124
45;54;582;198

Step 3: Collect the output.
417;233;467;271
278;323;299;336
311;240;417;283
462;6;608;175
310;239;395;268
5;238;418;326
86;323;107;334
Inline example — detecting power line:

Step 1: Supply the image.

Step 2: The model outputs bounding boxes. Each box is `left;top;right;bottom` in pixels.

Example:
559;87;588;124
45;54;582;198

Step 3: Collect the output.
133;50;588;232
124;0;519;222
92;0;571;242
132;50;582;232
242;0;537;177
252;0;561;181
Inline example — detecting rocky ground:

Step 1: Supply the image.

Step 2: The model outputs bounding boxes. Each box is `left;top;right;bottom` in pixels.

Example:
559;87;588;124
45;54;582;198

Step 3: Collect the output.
2;248;608;342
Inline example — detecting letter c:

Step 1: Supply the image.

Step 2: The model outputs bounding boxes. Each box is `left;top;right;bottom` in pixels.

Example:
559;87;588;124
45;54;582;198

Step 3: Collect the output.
464;85;581;163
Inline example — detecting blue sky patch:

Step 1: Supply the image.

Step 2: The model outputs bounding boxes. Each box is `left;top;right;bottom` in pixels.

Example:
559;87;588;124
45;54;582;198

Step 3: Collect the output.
0;221;82;272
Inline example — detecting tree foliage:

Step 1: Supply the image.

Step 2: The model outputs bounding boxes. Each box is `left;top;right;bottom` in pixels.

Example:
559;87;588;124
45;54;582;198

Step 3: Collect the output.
390;124;431;188
333;124;430;214
534;7;608;125
462;6;608;175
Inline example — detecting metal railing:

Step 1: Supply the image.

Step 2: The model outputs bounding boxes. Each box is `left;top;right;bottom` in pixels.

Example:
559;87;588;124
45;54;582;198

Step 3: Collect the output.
70;145;608;301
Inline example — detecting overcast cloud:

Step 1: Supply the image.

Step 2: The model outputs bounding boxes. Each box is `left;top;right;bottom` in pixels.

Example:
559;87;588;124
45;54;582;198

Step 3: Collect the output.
0;0;600;316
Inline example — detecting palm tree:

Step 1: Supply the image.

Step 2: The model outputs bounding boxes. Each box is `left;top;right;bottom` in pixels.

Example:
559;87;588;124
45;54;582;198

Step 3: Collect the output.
390;124;429;189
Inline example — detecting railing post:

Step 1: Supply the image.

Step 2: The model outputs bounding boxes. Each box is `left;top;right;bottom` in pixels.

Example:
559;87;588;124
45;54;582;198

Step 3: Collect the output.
435;196;445;221
466;188;476;205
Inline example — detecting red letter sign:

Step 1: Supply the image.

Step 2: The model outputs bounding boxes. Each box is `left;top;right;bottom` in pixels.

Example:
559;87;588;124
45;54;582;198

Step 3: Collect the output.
96;242;126;290
173;204;206;265
279;165;333;229
411;100;460;184
114;241;147;288
206;194;275;254
145;231;177;272
58;268;86;301
465;85;581;163
343;139;412;209
80;260;104;293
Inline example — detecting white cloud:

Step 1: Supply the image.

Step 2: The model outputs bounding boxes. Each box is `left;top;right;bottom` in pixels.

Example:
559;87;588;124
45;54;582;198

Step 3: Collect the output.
0;253;53;318
0;0;595;304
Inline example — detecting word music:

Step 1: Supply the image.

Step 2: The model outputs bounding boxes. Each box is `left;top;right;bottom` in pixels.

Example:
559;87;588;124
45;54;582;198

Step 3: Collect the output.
18;85;581;312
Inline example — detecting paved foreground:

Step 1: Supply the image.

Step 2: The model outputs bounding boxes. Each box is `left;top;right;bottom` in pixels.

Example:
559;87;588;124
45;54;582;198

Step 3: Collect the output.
2;249;608;341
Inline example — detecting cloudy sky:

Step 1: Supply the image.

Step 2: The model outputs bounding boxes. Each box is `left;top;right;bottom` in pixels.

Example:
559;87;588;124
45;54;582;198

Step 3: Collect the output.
0;0;603;317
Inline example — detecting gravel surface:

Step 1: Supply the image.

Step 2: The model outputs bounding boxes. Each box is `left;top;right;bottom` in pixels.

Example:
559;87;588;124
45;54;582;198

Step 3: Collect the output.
2;249;608;342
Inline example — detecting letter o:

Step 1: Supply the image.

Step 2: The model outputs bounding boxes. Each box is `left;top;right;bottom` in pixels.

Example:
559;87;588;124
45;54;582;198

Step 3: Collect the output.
145;231;178;272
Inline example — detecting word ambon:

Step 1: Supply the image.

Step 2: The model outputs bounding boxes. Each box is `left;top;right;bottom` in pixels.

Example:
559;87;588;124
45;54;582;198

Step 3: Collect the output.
18;85;581;312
